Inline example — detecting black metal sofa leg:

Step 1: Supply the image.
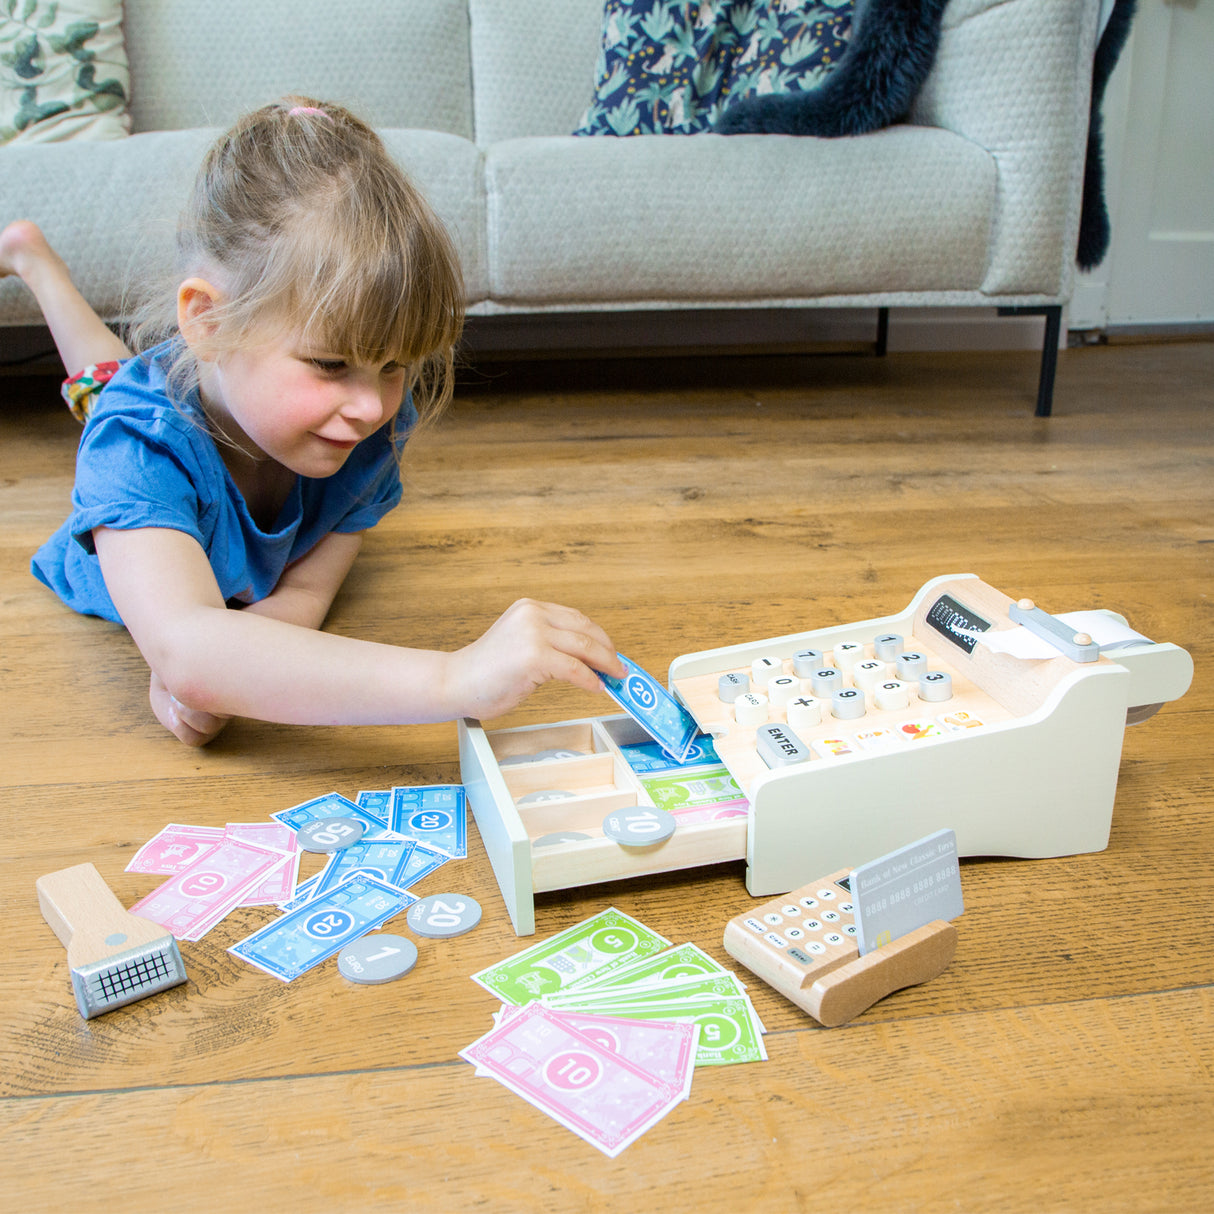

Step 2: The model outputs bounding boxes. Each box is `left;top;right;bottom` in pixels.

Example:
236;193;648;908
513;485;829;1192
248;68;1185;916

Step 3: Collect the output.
999;304;1063;417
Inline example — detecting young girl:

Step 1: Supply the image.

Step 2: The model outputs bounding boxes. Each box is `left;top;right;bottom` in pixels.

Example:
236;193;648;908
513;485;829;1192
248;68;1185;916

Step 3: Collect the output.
2;97;623;746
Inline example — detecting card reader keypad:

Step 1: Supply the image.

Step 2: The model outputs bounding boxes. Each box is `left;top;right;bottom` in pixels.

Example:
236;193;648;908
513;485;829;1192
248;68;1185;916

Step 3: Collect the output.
739;880;857;968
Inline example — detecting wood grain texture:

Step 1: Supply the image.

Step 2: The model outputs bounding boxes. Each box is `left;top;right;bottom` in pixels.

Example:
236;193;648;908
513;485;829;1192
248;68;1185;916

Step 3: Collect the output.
1;344;1211;1211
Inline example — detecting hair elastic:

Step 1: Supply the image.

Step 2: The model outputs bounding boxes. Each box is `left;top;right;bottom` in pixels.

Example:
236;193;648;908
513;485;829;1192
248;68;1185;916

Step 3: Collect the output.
287;105;332;120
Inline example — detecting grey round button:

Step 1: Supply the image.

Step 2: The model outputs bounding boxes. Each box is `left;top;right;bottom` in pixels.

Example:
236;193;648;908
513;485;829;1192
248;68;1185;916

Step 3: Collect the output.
919;670;954;701
296;816;367;853
338;934;418;983
406;894;482;939
873;633;904;661
792;649;825;678
811;668;842;697
896;651;929;681
602;807;676;846
718;671;750;703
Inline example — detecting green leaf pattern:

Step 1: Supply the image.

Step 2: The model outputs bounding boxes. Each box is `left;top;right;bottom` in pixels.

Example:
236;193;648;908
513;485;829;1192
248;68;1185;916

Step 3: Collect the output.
575;0;852;136
1;0;127;142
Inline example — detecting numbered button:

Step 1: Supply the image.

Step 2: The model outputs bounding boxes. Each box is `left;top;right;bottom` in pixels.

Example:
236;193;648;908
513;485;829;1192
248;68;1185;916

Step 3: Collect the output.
406;893;483;939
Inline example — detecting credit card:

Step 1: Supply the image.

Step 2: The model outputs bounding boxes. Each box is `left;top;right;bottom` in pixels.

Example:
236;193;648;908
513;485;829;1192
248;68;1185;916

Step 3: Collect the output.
849;828;964;955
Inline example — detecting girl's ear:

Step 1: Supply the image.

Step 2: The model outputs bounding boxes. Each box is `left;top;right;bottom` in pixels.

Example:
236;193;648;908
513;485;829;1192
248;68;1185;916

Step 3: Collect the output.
177;278;223;356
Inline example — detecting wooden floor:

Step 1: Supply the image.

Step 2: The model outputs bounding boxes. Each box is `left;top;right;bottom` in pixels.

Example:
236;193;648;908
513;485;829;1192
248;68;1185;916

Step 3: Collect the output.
1;341;1211;1212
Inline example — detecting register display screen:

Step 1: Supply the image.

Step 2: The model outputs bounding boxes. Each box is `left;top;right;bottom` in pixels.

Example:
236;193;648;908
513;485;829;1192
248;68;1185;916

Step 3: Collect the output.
925;594;991;654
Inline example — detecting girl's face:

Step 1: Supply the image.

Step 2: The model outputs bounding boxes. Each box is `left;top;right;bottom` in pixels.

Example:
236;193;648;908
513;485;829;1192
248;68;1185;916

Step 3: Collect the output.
200;330;408;477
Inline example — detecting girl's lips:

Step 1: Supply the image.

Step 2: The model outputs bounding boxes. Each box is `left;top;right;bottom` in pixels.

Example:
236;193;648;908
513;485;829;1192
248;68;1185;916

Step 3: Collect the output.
314;435;360;450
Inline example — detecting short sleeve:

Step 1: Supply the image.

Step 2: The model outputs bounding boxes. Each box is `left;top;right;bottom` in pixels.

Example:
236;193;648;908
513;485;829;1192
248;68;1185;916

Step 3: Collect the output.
67;411;215;554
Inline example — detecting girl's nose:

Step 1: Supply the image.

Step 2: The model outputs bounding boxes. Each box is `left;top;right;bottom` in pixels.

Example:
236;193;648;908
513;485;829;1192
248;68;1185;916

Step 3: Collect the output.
344;378;389;425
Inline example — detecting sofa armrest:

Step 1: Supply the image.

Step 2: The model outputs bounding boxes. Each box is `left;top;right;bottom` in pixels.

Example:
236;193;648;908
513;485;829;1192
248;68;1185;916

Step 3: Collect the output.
911;0;1101;298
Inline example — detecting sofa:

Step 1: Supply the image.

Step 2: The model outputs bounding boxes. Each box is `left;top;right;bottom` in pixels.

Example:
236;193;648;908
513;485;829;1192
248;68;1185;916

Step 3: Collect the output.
1;0;1100;414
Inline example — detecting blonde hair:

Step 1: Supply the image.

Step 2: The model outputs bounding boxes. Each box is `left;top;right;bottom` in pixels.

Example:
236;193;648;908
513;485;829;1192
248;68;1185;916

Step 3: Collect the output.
131;97;464;433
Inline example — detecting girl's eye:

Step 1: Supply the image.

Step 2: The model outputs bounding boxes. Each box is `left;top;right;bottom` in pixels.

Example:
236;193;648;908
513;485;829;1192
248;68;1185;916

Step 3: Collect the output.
309;358;347;374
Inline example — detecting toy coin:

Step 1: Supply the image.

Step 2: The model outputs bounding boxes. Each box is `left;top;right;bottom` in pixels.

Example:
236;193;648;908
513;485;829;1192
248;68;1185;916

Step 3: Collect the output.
406;894;482;939
602;807;677;847
337;934;418;984
533;831;592;848
517;789;575;806
296;816;367;853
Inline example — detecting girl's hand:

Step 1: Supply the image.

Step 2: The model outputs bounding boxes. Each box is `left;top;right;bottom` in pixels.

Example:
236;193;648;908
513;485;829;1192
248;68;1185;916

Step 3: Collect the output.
149;670;231;747
444;598;625;721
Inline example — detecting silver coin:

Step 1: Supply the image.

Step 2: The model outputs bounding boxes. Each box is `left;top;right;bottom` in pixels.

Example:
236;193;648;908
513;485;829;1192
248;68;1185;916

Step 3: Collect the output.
406;894;483;939
602;807;677;846
517;789;575;806
500;748;586;766
532;831;592;848
296;815;367;853
337;934;418;984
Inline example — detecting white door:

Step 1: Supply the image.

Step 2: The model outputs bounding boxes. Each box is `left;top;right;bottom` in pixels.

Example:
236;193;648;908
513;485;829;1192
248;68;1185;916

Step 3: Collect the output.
1072;0;1214;330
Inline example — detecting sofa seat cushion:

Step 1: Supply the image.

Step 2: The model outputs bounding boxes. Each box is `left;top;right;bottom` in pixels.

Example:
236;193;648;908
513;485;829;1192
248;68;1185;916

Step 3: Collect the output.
0;129;487;325
0;129;215;324
485;126;996;306
379;130;488;305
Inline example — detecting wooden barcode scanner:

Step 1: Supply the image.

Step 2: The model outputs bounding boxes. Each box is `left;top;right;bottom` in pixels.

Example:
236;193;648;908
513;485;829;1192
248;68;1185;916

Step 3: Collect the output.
37;862;188;1020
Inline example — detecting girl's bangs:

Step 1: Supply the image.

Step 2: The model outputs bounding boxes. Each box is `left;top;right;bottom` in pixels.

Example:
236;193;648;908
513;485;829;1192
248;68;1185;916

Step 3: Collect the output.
286;198;462;371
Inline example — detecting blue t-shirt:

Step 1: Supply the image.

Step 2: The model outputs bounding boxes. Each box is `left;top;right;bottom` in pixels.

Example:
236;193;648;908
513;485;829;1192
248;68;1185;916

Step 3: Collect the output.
32;341;410;623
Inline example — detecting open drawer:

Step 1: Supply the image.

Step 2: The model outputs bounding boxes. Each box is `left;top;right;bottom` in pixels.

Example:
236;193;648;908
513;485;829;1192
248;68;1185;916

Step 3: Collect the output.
458;714;748;934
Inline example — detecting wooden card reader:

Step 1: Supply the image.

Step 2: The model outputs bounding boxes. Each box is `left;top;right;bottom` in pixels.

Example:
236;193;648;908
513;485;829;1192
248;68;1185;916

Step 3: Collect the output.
724;831;963;1026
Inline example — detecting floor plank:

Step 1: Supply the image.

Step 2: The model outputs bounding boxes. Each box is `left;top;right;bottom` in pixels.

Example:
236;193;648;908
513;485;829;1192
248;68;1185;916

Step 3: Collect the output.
1;343;1211;1210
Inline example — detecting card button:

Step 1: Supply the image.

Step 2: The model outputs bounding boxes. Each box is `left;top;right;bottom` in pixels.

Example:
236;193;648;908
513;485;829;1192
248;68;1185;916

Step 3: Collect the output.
764;932;788;947
744;918;766;933
763;912;783;926
781;905;801;917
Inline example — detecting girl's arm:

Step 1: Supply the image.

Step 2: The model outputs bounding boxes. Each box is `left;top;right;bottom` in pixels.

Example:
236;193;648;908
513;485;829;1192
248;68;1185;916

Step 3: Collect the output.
146;530;366;743
241;530;365;630
93;526;624;744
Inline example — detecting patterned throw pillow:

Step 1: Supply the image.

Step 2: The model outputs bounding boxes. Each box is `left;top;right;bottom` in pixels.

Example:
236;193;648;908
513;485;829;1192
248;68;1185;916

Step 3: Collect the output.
1;0;130;144
574;0;853;137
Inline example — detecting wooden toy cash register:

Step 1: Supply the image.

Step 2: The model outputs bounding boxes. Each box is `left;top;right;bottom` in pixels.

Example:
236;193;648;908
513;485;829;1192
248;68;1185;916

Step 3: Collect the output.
459;574;1192;934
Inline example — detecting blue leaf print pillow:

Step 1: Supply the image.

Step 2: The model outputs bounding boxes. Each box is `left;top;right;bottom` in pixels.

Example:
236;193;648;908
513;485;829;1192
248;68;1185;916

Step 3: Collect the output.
574;0;853;137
